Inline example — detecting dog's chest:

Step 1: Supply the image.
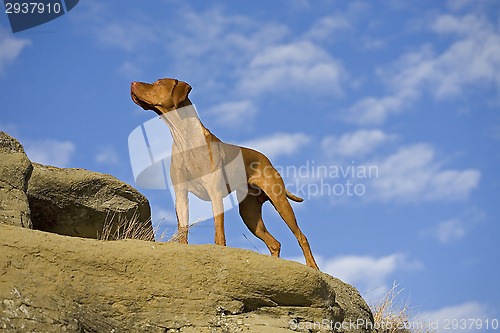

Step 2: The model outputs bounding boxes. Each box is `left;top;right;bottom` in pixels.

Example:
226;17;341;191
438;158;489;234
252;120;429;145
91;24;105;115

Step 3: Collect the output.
172;144;223;177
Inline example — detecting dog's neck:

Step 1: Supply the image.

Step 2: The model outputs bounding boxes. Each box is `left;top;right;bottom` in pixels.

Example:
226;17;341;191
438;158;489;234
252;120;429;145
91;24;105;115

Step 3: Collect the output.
159;99;210;152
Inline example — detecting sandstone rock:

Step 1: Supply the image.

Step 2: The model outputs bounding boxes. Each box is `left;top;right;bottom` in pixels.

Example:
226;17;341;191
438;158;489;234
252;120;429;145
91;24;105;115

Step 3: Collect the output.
0;132;33;228
27;163;153;240
0;224;374;333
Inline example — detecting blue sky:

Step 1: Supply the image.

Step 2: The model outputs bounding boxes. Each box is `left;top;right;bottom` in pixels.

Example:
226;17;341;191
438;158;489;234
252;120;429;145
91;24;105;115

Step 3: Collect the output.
1;0;499;330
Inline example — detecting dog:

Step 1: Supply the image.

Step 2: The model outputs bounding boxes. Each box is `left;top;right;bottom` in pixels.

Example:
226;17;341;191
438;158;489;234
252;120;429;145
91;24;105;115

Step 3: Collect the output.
131;78;319;270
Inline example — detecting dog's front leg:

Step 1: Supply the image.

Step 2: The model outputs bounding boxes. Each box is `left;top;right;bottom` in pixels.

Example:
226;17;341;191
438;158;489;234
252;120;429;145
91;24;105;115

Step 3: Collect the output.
210;192;226;246
174;187;189;244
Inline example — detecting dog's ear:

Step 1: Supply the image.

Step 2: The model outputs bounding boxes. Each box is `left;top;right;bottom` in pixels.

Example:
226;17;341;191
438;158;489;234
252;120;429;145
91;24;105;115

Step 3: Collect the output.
172;80;192;109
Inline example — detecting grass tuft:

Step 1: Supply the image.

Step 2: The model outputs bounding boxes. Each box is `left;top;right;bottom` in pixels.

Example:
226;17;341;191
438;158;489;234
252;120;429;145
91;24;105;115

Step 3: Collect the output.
168;217;206;243
371;283;434;333
98;210;156;242
98;210;205;242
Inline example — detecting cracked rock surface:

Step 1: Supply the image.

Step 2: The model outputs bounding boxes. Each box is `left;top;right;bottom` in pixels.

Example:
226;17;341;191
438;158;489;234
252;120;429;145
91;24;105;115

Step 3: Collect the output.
0;132;33;229
0;224;374;333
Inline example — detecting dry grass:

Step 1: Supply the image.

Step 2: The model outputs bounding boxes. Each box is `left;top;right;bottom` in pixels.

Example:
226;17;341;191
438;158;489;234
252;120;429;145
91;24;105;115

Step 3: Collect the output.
98;210;157;241
371;283;433;333
168;217;206;242
98;210;206;242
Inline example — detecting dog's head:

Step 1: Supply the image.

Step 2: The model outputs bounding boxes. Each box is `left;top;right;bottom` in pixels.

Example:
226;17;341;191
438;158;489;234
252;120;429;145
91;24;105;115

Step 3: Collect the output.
130;78;192;115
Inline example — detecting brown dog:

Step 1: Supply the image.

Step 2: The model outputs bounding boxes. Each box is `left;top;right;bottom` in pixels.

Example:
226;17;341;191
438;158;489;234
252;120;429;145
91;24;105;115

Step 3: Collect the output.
131;78;319;270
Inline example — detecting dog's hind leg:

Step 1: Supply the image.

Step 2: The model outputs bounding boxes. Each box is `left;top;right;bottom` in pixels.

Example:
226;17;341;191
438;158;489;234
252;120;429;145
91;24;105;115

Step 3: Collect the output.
238;190;281;257
254;180;319;270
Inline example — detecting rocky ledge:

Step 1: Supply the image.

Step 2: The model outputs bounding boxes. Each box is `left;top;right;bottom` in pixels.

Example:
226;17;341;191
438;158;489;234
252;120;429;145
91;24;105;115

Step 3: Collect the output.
0;224;374;333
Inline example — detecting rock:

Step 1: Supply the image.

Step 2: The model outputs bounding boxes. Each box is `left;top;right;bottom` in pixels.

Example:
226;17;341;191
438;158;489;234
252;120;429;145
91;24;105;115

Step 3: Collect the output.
0;132;33;228
0;224;374;333
27;163;153;240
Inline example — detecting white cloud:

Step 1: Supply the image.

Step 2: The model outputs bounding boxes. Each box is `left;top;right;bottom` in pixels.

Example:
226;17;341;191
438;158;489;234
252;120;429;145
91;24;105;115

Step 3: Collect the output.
167;8;265;60
432;13;490;37
0;31;31;74
161;9;289;95
72;2;157;53
428;14;500;99
240;40;345;97
346;13;500;124
361;37;386;50
117;61;142;79
24;139;76;167
322;129;396;157
317;253;422;304
421;209;484;244
103;21;159;52
369;144;480;202
346;93;409;125
288;0;310;10
446;0;476;11
95;145;120;165
75;5;346;117
416;301;492;333
304;16;351;42
432;219;466;243
159;8;344;98
240;132;311;160
206;100;257;127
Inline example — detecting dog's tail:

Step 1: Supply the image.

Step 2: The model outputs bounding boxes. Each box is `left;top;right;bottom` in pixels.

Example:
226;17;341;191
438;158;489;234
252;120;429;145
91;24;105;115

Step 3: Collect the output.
286;189;304;202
